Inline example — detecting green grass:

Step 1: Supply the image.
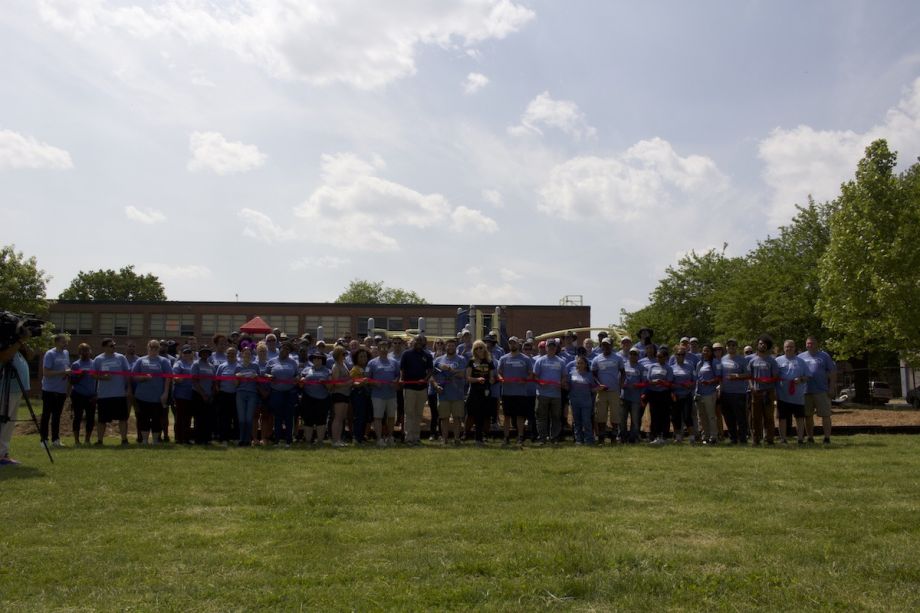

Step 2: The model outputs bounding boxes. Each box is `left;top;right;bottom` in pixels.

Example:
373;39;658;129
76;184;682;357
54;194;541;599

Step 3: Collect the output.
2;436;920;612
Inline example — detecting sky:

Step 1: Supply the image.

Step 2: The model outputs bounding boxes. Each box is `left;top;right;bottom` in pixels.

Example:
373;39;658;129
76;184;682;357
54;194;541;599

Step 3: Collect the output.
2;0;920;330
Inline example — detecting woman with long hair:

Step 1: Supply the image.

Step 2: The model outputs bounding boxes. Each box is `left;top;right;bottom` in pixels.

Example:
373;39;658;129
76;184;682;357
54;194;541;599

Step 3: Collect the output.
465;340;496;446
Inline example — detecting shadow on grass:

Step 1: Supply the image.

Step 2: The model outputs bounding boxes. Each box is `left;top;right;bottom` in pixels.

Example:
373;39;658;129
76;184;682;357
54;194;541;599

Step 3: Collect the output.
0;465;45;480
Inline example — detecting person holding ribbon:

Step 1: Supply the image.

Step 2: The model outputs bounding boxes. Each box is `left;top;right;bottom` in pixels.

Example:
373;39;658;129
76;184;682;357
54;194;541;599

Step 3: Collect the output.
329;345;352;447
265;342;300;448
694;345;722;445
92;338;132;446
776;339;809;444
568;355;597;445
720;339;750;445
433;338;468;445
214;346;240;445
748;335;780;445
532;338;566;445
497;336;532;447
68;343;96;446
172;345;196;444
643;346;675;445
131;339;173;445
620;347;645;443
300;352;333;445
366;338;400;447
670;346;697;443
591;337;625;444
234;346;261;447
465;340;496;447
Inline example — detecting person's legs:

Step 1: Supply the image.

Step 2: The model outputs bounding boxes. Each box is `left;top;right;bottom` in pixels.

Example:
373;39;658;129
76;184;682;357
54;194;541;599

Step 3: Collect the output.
71;394;86;445
0;383;21;459
404;389;426;444
815;394;833;442
428;393;439;439
535;397;550;442
722;393;741;443
548;397;563;442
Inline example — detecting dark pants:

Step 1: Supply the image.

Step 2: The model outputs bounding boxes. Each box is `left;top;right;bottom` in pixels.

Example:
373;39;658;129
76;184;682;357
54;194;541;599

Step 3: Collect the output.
216;391;237;442
525;396;538;441
671;395;693;437
466;389;490;442
351;389;371;442
192;392;213;444
428;392;440;436
40;391;67;442
70;392;96;439
270;389;298;444
136;399;163;433
646;390;672;439
174;397;194;443
722;392;749;443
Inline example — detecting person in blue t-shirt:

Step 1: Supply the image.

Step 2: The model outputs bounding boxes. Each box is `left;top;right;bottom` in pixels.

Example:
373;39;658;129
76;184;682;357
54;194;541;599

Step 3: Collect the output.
498;336;532;446
568;356;596;444
265;342;300;447
40;333;70;447
172;345;196;444
798;336;838;444
131;339;174;445
620;348;645;443
694;345;722;445
748;335;780;445
643;346;675;444
92;338;132;446
777;339;809;444
720;339;750;444
433;338;468;444
300;353;332;445
68;343;96;446
214;346;241;445
670;347;697;442
532;339;566;444
365;338;400;446
590;338;625;444
191;346;216;444
234;346;261;446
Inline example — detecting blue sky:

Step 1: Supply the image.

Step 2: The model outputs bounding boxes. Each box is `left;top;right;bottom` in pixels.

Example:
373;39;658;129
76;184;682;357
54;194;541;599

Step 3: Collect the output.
2;1;920;330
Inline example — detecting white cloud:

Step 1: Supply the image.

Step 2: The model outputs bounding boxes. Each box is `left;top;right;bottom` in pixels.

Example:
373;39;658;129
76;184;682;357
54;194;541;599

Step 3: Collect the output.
464;282;526;304
38;0;534;90
124;205;166;224
291;255;350;270
136;263;211;279
482;188;504;207
463;72;489;94
759;76;920;226
238;207;295;243
509;91;597;140
187;131;266;175
0;129;73;169
294;153;498;251
538;137;727;221
499;267;521;282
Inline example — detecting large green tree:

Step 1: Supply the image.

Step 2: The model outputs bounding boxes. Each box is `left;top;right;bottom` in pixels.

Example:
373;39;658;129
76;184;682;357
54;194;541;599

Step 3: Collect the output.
817;140;920;364
59;265;166;301
0;244;50;315
621;246;743;347
335;279;428;304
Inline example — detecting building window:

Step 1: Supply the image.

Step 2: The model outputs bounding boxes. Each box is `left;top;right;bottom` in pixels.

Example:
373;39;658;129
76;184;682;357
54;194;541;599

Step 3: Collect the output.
425;317;455;338
200;314;247;336
51;312;93;335
266;316;301;337
99;313;144;337
150;314;195;338
303;316;352;341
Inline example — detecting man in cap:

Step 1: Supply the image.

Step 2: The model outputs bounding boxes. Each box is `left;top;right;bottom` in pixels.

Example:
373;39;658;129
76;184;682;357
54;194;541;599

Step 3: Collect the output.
617;336;633;362
532;338;566;444
620;346;645;443
366;338;400;446
498;336;532;446
591;337;626;444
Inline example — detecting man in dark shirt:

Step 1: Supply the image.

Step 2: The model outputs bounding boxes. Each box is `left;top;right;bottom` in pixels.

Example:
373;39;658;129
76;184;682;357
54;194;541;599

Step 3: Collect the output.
400;335;433;446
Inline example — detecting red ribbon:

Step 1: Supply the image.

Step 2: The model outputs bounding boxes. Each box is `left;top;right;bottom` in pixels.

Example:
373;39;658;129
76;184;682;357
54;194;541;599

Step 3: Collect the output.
71;368;421;388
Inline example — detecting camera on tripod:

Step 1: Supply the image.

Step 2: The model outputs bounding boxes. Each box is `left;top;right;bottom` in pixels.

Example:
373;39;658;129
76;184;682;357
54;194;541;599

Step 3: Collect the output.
0;310;45;352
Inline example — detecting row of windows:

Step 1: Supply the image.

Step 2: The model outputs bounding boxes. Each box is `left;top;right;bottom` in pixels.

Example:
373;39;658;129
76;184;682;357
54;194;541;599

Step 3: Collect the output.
51;313;455;339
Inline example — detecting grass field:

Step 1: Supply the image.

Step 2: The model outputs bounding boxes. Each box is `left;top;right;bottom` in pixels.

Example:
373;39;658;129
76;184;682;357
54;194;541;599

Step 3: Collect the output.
2;435;920;611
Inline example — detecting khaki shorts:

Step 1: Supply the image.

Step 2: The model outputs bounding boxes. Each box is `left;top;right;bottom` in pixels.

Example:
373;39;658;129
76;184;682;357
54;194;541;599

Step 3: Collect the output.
439;399;465;420
594;390;618;424
804;393;832;418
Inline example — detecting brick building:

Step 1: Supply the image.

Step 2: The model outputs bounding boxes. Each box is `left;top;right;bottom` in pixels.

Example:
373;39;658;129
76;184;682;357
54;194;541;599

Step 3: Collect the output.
48;300;591;352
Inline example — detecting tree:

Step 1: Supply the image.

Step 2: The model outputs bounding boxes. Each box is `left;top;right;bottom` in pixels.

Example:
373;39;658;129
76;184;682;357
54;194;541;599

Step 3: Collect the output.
59;265;167;301
714;197;834;344
817;140;920;372
335;279;428;304
621;246;743;347
0;244;50;315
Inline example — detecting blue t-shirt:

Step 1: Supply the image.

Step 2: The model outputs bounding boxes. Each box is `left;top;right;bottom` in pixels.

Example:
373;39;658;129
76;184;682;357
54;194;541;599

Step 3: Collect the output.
533;355;566;399
301;366;330;400
748;354;780;392
215;360;241;394
695;359;722;397
190;360;216;399
172;359;196;401
366;356;400;400
776;355;808;405
522;353;538;397
70;358;96;397
798;350;836;394
621;361;645;403
433;353;468;402
131;355;173;403
643;362;674;393
265;357;299;392
670;361;696;398
720;354;749;395
590;352;625;392
567;367;595;405
235;362;262;394
209;351;228;367
498;352;532;397
92;353;131;399
42;348;70;394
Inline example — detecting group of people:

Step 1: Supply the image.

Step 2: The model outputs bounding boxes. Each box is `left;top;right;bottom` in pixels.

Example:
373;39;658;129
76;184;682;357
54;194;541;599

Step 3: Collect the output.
25;325;839;455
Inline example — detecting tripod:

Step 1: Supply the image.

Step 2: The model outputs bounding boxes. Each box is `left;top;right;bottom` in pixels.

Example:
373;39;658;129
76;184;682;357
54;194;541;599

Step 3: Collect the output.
1;361;54;463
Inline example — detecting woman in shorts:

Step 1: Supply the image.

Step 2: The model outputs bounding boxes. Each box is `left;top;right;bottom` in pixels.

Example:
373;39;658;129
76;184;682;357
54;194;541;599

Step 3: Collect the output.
300;352;333;445
329;346;352;447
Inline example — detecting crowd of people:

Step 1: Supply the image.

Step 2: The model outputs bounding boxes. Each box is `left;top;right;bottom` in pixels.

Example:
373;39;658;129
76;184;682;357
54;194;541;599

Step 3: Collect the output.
13;324;840;459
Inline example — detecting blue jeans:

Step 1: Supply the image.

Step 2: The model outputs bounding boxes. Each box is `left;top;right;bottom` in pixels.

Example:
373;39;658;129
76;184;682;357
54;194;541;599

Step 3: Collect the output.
619;398;644;443
236;390;259;444
571;398;595;444
269;389;297;444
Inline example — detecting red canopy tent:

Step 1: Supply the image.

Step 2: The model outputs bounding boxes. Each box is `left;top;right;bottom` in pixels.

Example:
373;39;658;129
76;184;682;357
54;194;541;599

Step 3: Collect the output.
239;316;272;334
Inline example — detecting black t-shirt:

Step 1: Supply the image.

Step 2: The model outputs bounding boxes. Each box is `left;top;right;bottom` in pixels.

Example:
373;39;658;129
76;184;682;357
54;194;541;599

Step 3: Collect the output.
467;359;494;393
400;349;433;390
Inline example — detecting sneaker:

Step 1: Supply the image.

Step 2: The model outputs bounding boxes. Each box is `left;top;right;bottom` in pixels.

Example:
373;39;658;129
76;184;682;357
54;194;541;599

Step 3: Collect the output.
332;441;347;448
0;456;20;466
377;438;386;448
823;437;831;445
121;439;130;446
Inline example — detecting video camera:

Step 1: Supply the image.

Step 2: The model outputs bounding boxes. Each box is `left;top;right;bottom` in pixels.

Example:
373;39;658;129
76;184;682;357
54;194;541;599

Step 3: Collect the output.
0;310;45;352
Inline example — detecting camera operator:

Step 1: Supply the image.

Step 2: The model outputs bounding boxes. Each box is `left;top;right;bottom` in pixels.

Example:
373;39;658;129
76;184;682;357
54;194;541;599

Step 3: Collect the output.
1;327;34;466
